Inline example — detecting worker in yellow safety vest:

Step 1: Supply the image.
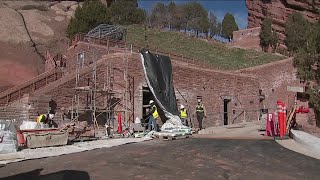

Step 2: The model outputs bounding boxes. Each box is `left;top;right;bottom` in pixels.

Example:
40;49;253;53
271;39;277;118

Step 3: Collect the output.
195;99;206;130
37;113;55;126
180;104;188;126
37;114;49;124
147;100;159;132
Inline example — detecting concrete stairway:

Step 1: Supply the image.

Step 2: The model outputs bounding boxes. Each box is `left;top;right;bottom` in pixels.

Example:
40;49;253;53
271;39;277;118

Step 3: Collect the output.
33;53;125;96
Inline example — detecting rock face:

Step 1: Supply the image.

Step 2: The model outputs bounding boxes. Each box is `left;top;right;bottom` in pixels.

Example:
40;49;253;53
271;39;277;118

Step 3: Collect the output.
0;8;30;44
246;0;320;41
0;1;73;91
232;27;262;51
50;1;80;19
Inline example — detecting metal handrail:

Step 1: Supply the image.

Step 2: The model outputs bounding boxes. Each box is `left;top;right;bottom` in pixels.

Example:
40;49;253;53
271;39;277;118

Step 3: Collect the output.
0;68;62;100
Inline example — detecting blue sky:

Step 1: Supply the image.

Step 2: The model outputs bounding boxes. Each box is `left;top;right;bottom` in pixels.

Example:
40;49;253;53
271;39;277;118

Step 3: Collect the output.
138;0;248;29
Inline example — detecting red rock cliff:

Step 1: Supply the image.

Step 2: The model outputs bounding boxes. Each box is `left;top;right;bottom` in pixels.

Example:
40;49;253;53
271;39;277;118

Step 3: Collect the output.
246;0;320;41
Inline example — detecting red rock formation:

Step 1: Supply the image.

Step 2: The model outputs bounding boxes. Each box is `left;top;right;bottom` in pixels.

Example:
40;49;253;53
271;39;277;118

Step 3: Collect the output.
246;0;320;41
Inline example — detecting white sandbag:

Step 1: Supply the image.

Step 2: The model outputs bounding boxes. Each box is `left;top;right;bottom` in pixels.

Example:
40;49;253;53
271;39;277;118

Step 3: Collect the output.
157;114;192;137
134;117;141;124
161;114;191;132
19;121;38;130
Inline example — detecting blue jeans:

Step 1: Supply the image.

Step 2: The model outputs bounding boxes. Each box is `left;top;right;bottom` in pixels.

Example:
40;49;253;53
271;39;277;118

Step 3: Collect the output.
148;116;158;131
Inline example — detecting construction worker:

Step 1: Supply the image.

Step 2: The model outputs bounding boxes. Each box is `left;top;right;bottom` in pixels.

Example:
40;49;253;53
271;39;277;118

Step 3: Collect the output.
147;100;158;132
180;104;187;126
195;99;206;130
37;113;55;127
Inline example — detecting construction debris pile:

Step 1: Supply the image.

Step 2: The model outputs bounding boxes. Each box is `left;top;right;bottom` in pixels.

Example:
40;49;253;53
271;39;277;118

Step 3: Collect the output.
0;120;18;154
153;115;192;139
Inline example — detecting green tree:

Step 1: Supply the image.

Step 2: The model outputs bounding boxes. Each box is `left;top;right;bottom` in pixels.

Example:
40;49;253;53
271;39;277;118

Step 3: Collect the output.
271;31;279;51
166;1;176;30
181;2;209;37
171;5;185;31
221;13;239;40
109;0;146;25
293;21;320;126
259;17;273;51
66;0;111;38
150;2;167;29
208;12;221;38
285;12;310;53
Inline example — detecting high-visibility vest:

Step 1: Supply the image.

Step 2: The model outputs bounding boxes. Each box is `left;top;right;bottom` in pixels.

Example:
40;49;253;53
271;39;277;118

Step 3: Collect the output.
180;109;187;118
37;114;45;123
196;105;204;113
152;105;159;119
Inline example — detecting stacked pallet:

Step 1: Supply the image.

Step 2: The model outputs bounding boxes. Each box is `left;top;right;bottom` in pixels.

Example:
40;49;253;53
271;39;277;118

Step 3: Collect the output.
0;94;51;127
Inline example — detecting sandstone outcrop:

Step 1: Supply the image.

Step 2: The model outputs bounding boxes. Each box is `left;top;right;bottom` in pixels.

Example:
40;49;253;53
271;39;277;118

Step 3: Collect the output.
20;10;54;42
246;0;320;41
50;1;80;19
0;8;30;44
0;1;74;91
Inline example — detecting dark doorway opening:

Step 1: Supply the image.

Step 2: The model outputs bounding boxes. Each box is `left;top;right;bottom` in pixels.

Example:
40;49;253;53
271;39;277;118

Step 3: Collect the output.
142;86;153;123
223;99;231;125
142;86;166;126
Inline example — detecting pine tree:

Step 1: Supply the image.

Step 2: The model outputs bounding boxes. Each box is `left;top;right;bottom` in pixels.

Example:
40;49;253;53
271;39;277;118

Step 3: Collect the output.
66;0;111;38
285;12;310;53
259;17;273;51
221;13;239;40
293;21;320;126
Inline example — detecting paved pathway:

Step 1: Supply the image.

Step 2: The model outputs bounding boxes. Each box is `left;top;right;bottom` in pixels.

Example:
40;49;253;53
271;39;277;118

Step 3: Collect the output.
0;138;319;180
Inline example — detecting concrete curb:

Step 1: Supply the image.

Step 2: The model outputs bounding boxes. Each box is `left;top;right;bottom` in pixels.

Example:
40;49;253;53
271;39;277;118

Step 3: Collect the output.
291;129;320;153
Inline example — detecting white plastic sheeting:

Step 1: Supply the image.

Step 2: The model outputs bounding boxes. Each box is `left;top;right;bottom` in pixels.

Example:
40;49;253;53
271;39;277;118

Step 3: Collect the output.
140;51;192;136
0;120;18;154
156;114;192;137
19;121;38;130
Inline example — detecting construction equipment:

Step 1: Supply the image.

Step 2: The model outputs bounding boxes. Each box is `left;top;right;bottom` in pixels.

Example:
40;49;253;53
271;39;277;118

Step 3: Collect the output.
61;121;97;142
16;128;68;149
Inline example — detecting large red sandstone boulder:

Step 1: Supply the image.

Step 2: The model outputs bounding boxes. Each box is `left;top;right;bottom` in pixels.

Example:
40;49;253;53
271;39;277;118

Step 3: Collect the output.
246;0;320;42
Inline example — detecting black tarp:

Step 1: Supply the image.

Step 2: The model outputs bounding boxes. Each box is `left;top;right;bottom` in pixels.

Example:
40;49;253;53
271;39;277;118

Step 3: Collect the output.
140;48;179;116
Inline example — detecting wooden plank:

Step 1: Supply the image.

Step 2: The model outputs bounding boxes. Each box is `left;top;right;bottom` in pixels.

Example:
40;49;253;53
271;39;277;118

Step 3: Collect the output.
155;134;191;141
286;105;297;133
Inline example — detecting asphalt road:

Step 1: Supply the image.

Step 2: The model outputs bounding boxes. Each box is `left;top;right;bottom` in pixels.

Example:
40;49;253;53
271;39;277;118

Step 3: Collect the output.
0;138;319;180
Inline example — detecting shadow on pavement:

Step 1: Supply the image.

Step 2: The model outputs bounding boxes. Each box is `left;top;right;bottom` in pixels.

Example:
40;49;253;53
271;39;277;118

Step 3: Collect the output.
0;168;90;180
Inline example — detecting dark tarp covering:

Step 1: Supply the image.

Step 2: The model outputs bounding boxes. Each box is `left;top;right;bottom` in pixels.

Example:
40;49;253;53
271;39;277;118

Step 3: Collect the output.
140;48;179;116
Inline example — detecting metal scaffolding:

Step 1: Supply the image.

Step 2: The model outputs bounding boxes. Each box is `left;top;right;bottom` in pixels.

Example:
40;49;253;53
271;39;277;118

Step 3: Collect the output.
70;48;134;129
85;24;126;41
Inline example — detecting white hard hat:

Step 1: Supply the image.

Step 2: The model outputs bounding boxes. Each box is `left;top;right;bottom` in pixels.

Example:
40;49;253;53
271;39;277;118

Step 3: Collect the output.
49;114;54;119
197;99;201;102
149;100;154;104
180;104;184;109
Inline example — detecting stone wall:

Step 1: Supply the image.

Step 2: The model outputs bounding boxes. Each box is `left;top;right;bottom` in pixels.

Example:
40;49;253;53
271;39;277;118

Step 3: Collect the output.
232;27;262;51
237;58;303;111
172;63;260;128
0;94;51;126
33;49;262;129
